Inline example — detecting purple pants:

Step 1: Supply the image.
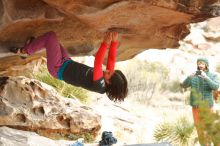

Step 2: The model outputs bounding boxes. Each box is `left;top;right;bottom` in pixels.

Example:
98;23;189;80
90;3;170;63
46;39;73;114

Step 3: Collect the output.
23;31;70;78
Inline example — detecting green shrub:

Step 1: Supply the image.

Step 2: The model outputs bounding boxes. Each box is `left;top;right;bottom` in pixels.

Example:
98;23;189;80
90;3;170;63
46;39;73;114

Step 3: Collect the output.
161;79;182;93
122;59;169;103
154;116;196;146
179;91;220;146
31;67;88;102
67;133;94;142
195;100;220;146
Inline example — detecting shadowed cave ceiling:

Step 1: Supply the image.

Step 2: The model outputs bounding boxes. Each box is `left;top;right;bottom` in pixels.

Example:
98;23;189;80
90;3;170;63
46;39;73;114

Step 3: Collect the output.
0;0;220;72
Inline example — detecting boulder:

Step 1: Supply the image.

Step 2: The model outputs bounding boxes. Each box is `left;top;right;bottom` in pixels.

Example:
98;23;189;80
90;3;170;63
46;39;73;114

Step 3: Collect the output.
0;126;78;146
0;76;101;139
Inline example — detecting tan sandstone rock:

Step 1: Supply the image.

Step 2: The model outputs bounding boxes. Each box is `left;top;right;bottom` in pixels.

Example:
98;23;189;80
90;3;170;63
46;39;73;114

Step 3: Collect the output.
0;0;219;72
0;76;101;139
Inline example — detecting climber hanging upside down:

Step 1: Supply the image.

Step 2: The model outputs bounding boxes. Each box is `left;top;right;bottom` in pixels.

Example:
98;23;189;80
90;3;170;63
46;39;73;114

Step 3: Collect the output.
10;31;128;102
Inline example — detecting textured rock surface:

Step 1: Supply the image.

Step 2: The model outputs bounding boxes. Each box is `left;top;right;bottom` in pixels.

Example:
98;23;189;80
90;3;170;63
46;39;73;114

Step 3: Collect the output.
204;17;220;41
0;76;101;138
0;0;219;65
0;126;80;146
0;56;46;76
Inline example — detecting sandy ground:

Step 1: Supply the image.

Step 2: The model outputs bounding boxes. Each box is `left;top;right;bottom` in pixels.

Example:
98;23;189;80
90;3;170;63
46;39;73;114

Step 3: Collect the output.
88;90;220;146
88;92;194;145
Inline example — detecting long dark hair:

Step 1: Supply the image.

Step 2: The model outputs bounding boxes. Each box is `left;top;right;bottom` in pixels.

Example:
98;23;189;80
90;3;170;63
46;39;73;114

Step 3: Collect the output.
105;70;128;102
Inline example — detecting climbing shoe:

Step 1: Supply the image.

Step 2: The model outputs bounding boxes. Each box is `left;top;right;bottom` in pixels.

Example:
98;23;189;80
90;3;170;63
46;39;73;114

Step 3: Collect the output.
9;47;28;59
